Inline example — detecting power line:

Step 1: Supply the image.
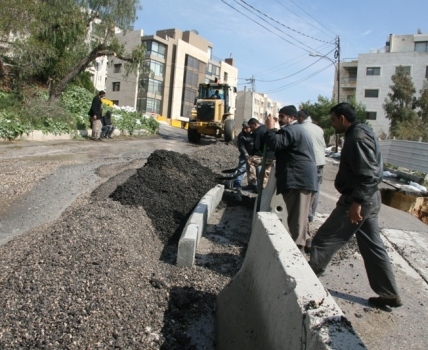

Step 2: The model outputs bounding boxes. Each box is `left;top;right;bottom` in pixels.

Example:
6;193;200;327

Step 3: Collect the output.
249;42;333;79
255;48;336;82
266;63;333;94
220;0;314;53
284;0;336;37
236;0;332;44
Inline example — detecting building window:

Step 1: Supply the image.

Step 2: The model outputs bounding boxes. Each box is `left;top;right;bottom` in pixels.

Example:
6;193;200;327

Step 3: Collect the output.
111;100;119;105
136;97;161;114
426;66;428;79
366;67;380;75
415;41;428;53
366;112;377;120
142;60;164;77
223;72;228;83
396;66;411;74
112;82;120;91
114;64;122;73
364;89;379;98
145;41;166;58
139;78;163;95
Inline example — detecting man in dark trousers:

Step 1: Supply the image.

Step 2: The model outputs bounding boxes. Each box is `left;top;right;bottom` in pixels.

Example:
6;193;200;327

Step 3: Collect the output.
309;102;402;308
244;118;275;193
233;121;254;191
88;90;105;140
264;106;318;253
100;111;116;139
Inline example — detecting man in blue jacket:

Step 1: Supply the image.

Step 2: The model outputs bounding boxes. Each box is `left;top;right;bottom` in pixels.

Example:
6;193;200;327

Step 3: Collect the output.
309;102;401;308
264;106;318;252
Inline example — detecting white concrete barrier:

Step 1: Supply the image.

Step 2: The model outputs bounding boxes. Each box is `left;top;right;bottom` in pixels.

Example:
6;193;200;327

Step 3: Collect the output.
217;212;365;350
177;184;225;267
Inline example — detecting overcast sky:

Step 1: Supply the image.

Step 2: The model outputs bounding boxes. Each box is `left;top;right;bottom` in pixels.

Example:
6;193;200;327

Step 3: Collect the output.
135;0;428;107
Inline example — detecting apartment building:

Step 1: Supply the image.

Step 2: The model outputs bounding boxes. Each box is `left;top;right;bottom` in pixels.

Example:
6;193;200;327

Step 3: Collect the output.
235;86;281;127
335;33;428;137
106;28;238;121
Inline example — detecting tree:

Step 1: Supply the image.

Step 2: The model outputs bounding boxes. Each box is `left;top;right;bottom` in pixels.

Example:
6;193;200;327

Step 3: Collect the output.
1;0;145;100
300;95;367;146
383;65;418;137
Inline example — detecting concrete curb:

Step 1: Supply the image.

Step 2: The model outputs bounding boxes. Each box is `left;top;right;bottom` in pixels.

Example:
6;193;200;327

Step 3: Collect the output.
176;184;225;267
217;212;365;350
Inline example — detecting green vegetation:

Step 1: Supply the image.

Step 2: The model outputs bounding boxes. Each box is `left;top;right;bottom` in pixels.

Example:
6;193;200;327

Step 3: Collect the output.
383;66;428;141
299;96;367;145
0;86;159;140
1;0;144;100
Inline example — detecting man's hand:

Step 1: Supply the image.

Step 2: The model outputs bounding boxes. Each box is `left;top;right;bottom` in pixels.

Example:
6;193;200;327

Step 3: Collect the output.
265;114;275;130
349;202;363;224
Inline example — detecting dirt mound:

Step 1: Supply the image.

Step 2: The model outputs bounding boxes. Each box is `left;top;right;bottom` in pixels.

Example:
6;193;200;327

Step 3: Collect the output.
110;150;219;243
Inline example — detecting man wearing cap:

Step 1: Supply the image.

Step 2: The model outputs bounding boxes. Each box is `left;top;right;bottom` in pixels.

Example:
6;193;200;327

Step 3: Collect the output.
264;105;318;253
233;122;254;191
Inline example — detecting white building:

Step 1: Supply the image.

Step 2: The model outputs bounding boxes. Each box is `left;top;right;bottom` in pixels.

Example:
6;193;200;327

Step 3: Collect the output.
336;33;428;137
106;28;238;120
235;86;281;127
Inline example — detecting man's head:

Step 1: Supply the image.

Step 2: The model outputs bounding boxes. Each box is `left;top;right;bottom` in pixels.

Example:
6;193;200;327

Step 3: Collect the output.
242;121;251;133
247;118;260;131
278;105;298;126
98;90;106;98
329;103;357;133
297;110;309;124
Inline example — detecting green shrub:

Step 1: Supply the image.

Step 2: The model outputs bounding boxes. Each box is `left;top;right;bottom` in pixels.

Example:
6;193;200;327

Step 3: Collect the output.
0;110;33;140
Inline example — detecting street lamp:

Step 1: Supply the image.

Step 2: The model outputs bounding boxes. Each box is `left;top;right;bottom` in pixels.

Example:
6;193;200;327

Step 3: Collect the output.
309;36;341;150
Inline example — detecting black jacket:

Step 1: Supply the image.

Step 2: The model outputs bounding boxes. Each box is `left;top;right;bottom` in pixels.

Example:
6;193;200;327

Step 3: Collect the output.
88;95;103;120
237;131;253;158
335;121;382;203
264;122;318;194
251;125;275;159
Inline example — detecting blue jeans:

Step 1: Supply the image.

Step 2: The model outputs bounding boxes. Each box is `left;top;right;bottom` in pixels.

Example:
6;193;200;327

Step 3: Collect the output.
233;156;248;188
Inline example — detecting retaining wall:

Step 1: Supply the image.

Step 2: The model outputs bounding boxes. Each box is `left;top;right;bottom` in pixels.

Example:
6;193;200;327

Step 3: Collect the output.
217;212;365;349
176;184;224;267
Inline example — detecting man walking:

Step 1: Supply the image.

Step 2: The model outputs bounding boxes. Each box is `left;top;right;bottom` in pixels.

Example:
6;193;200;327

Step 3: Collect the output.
264;106;318;253
309;102;402;308
88;90;105;141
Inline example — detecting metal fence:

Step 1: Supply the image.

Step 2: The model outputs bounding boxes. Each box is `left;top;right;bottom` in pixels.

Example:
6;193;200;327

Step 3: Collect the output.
380;140;428;173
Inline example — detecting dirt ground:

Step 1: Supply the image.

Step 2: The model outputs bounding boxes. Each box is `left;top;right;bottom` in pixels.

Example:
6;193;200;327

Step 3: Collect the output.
0;138;254;349
0;128;427;349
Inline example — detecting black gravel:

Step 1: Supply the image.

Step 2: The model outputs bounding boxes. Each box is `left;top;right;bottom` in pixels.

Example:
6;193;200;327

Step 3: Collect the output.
0;141;249;350
110;150;219;244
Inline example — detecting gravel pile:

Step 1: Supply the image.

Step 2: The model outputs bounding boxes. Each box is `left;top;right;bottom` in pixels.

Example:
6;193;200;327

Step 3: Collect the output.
0;141;251;349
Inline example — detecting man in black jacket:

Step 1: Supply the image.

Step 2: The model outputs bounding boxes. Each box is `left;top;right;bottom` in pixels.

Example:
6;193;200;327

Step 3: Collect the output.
245;118;275;193
264;106;318;252
88;90;105;140
233;122;254;191
309;102;402;308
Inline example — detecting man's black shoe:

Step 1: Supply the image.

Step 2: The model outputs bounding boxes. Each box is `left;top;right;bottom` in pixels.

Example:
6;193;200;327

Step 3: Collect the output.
368;296;402;308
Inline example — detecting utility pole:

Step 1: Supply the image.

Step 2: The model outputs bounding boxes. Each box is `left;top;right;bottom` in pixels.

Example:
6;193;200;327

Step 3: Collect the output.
245;75;255;92
335;35;341;150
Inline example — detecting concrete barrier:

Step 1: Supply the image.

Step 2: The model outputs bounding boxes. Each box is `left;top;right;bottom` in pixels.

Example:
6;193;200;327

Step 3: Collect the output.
177;184;225;267
217;212;365;349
